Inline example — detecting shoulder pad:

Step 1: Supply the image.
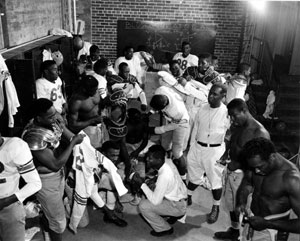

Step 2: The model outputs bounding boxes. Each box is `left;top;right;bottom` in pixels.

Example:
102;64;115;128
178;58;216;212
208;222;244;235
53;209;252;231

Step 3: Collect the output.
107;75;124;86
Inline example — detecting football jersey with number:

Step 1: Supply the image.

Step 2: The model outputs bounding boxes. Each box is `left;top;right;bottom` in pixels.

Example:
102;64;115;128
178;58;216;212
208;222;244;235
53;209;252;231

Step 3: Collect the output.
173;53;198;71
36;77;66;114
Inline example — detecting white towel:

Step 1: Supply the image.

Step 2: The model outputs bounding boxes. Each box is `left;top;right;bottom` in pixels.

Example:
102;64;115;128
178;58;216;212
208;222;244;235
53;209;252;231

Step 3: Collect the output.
69;133;127;233
5;74;20;127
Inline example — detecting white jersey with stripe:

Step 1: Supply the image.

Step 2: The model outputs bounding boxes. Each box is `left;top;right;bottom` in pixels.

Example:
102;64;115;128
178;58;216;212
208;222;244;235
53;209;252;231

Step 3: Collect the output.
173;52;198;71
0;137;41;202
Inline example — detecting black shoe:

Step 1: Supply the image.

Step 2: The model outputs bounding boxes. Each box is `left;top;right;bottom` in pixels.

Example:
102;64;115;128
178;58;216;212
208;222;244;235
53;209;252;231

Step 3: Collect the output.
206;205;219;224
103;213;128;227
150;227;174;237
167;215;184;224
187;195;192;206
214;227;239;240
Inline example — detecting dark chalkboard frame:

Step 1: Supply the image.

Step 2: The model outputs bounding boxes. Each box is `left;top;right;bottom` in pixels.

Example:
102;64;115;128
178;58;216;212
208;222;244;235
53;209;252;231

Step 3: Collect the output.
117;20;217;63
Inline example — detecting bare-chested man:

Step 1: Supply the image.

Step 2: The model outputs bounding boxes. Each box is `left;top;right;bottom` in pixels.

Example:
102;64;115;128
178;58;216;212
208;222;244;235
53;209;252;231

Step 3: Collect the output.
68;75;105;149
236;138;300;240
215;98;270;240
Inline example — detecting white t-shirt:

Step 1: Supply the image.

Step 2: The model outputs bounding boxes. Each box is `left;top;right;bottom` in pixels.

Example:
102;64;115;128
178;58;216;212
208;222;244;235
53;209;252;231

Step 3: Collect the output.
36;77;66;114
173;53;198;71
0;137;41;202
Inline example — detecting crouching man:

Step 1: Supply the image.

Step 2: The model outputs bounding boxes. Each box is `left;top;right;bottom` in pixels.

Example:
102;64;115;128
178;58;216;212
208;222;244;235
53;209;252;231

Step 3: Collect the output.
131;145;187;237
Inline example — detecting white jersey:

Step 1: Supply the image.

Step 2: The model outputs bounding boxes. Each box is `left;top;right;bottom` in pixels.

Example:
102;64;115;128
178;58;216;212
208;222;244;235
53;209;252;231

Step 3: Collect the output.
173;52;198;71
0;137;41;202
36;77;66;114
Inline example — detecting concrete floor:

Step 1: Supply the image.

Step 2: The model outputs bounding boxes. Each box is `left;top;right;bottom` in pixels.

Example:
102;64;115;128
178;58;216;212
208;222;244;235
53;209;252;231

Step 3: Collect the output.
30;186;299;241
29;73;299;241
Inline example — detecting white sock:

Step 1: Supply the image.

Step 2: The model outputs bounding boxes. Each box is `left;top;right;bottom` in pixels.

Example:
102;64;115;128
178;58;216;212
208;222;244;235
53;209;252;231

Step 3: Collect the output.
213;199;221;206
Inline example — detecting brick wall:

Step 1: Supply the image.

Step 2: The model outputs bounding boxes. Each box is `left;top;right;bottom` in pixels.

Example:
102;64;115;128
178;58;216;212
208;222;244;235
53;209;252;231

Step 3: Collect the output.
91;0;246;73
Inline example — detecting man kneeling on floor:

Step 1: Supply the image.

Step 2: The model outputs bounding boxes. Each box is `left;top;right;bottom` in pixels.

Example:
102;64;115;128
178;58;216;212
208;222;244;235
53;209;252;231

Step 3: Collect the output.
131;145;187;237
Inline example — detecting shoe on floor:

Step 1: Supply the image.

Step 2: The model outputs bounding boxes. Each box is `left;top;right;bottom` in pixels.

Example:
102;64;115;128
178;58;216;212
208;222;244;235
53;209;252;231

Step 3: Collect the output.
206;205;219;224
214;227;239;240
150;227;174;237
167;215;184;224
103;213;128;227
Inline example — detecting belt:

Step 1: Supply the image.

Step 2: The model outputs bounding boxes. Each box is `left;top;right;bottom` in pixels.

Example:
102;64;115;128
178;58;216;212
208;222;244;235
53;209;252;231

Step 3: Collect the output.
197;141;221;147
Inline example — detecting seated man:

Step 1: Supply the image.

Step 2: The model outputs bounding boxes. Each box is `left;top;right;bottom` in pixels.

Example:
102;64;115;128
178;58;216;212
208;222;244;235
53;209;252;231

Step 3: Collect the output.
68;75;107;149
108;62;147;111
0;133;41;241
65;140;128;228
22;98;84;241
172;41;198;71
236;138;300;241
183;52;225;89
132;145;187;237
149;84;190;182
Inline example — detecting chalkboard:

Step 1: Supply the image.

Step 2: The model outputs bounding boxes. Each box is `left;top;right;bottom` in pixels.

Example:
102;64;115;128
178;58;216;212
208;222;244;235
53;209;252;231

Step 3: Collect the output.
117;20;216;63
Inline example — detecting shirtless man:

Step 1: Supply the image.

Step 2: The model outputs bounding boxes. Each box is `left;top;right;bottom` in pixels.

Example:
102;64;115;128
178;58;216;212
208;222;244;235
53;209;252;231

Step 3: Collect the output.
214;98;270;240
236;138;300;240
68;75;105;149
22;98;84;241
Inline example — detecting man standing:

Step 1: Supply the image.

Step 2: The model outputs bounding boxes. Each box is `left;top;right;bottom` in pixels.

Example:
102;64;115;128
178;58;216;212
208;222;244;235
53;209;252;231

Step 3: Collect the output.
0;133;41;241
133;145;187;237
68;75;105;148
22;98;84;241
149;84;190;182
36;60;67;115
236;138;300;240
187;83;230;224
173;41;198;71
214;98;270;240
226;63;251;104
